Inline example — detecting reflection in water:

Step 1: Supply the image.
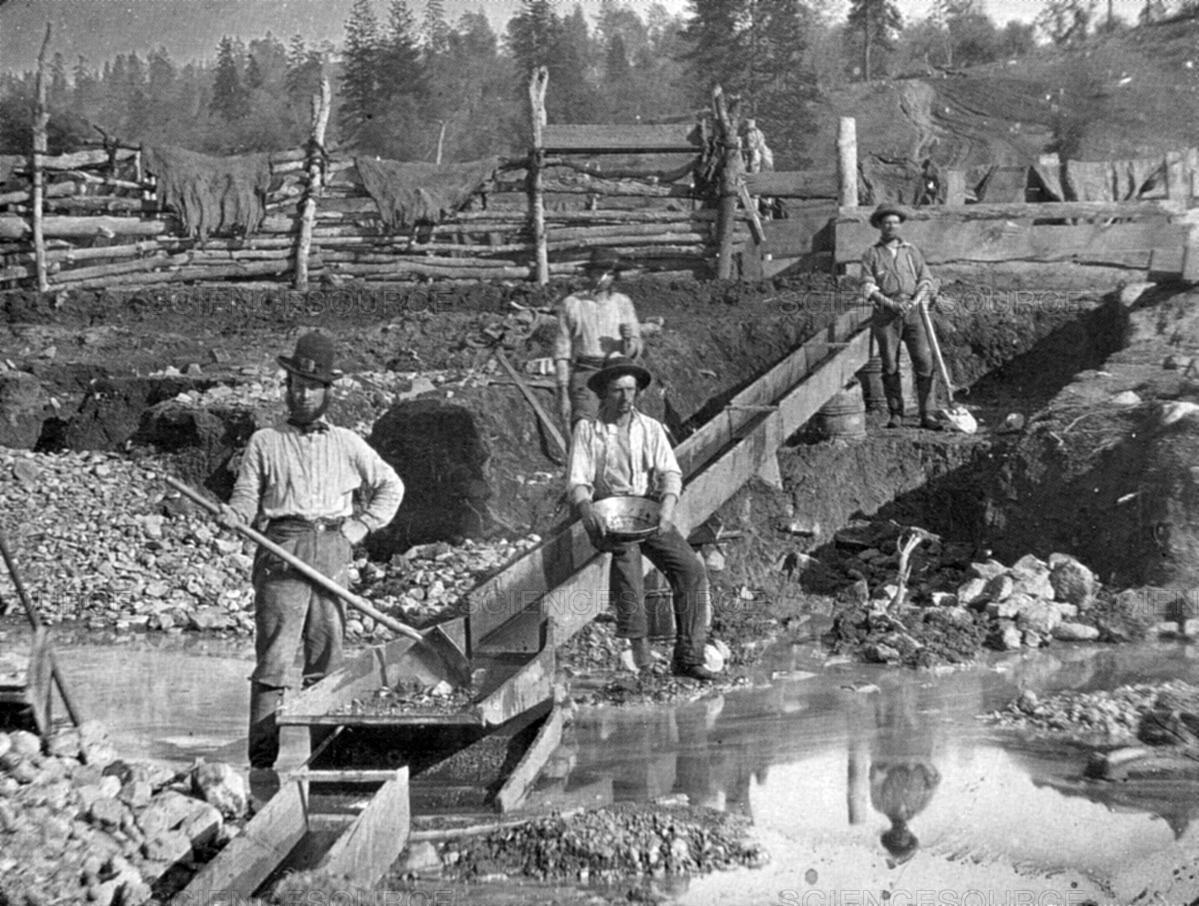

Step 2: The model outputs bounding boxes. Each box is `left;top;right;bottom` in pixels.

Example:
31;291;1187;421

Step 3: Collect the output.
866;682;941;866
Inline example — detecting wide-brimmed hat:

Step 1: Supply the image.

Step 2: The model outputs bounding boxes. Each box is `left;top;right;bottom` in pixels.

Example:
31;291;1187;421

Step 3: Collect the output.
583;247;623;275
587;354;652;395
870;203;909;228
278;331;342;385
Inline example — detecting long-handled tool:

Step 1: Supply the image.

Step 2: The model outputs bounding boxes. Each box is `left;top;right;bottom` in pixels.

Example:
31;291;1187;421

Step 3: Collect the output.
916;298;977;434
0;529;85;738
490;344;567;466
164;477;473;688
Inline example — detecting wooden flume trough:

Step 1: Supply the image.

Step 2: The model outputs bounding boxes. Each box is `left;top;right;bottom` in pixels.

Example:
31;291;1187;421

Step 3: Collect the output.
176;306;873;903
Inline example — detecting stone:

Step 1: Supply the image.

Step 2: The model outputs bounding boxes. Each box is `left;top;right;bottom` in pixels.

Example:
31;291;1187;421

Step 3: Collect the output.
0;372;52;449
191;762;248;818
137;791;194;834
89;797;126;829
8;730;41;758
984;574;1014;603
1053;622;1101;642
970;559;1007;581
1009;559;1055;600
998;622;1023;650
0;734;9;761
1055;602;1078;619
187;606;234;631
930;591;958;607
142;829;192;864
12;458;40;484
119;780;152;810
397;840;442;873
1015;597;1062;635
46;728;81;760
956;577;990;607
180;800;223;848
1111;390;1141;406
1118;282;1154;306
1048;554;1096;610
987;594;1021;620
1022;629;1045;647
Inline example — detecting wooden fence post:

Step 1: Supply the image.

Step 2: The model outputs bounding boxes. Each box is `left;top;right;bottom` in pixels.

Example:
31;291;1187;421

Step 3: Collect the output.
945;170;966;206
713;85;742;280
31;24;52;294
528;66;549;286
1166;150;1189;211
294;71;331;291
837;117;858;209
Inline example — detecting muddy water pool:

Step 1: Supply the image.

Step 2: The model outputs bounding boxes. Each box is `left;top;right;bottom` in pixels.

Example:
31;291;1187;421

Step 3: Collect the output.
10;624;1199;903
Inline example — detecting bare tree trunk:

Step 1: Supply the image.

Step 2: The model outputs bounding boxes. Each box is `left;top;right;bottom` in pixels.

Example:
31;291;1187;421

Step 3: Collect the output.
527;66;549;286
32;23;52;293
293;71;331;291
713;85;743;280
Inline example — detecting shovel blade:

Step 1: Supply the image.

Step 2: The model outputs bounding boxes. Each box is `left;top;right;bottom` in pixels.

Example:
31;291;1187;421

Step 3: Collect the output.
421;625;474;689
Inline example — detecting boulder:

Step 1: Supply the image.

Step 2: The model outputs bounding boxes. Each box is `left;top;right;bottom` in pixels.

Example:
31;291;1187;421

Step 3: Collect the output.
191;761;248;818
1009;556;1055;600
997;622;1023;650
984;574;1014;603
970;559;1008;581
1053;622;1101;642
0;372;51;449
142;828;192;864
1015;597;1062;635
956;577;989;608
1048;554;1096;610
180;800;223;848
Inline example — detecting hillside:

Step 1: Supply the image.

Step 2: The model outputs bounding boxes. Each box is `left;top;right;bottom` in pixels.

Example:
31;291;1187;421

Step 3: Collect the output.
808;13;1199;198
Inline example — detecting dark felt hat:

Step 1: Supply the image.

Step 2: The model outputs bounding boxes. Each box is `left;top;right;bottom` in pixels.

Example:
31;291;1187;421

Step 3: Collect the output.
583;247;624;274
870;203;909;228
586;355;652;396
278;331;342;385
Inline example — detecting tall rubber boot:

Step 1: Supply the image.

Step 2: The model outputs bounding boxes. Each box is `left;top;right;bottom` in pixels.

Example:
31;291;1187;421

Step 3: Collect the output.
248;681;284;770
882;372;904;428
916;375;942;431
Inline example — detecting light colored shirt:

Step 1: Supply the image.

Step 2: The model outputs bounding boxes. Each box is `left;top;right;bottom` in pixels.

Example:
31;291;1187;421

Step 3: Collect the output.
860;239;933;301
228;418;404;531
552;290;641;362
567;410;682;501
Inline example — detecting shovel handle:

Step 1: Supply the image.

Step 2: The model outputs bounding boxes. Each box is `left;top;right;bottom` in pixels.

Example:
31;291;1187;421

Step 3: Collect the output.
917;298;957;400
163;476;424;643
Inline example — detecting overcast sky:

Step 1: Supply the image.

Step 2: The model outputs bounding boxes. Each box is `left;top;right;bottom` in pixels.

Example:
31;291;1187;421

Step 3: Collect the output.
0;0;1151;75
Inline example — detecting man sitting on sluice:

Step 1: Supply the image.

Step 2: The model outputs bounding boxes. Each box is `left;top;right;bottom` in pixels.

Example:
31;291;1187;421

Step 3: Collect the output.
860;203;942;431
566;356;718;682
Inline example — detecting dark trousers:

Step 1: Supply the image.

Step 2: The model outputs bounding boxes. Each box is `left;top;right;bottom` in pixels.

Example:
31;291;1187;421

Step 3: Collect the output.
609;524;711;667
248;520;350;769
872;307;935;417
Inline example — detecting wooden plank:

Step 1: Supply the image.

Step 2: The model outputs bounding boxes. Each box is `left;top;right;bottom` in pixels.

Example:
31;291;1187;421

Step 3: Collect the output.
761;210;835;257
33;147;136;170
495;702;566;813
835;217;1186;266
319;768;410;888
945;170;967;206
174;779;309;904
475;648;555;727
837;200;1179;223
541;124;698;153
1183;224;1199;283
26;628;52;737
743;169;839;198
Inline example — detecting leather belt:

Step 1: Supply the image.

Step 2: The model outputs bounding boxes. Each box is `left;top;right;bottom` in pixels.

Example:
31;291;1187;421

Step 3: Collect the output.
574;355;608;368
267;516;346;533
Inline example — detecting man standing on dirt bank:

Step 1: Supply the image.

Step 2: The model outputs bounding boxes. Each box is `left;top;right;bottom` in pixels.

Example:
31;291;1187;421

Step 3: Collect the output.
567;357;717;682
554;247;643;427
221;331;404;772
860;203;942;431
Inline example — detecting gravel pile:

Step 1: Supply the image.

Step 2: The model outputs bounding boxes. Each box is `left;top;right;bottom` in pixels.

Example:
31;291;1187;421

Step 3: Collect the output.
0;450;541;641
442;802;767;883
0;724;248;906
985;680;1199;744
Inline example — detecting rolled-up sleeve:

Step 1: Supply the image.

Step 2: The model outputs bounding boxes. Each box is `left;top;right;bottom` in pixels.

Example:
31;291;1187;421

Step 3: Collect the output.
860;247;880;300
567;420;597;497
646;419;682;499
351;436;404;531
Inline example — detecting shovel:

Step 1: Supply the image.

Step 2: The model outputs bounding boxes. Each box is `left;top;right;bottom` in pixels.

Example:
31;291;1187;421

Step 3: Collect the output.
916;297;977;434
164;477;473;688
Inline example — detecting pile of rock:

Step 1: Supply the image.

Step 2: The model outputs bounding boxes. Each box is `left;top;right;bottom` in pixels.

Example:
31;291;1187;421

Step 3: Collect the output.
437;801;767;884
0;723;248;906
956;552;1100;650
0;449;541;639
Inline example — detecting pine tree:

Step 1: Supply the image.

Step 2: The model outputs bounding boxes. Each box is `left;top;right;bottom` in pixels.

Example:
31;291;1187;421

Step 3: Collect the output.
339;0;382;141
210;36;250;120
423;0;451;53
507;0;560;76
680;0;748;100
380;0;425;103
49;53;68;107
847;0;901;80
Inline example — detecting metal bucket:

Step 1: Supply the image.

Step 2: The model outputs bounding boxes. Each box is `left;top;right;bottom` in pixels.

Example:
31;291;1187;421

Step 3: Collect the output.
819;381;867;440
645;569;675;641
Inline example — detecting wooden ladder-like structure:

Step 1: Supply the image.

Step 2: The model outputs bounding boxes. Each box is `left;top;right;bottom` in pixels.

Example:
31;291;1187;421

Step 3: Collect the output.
175;307;872;904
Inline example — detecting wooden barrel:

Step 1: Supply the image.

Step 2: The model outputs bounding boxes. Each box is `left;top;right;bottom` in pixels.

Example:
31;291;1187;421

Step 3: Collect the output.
820;381;867;439
857;357;887;412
